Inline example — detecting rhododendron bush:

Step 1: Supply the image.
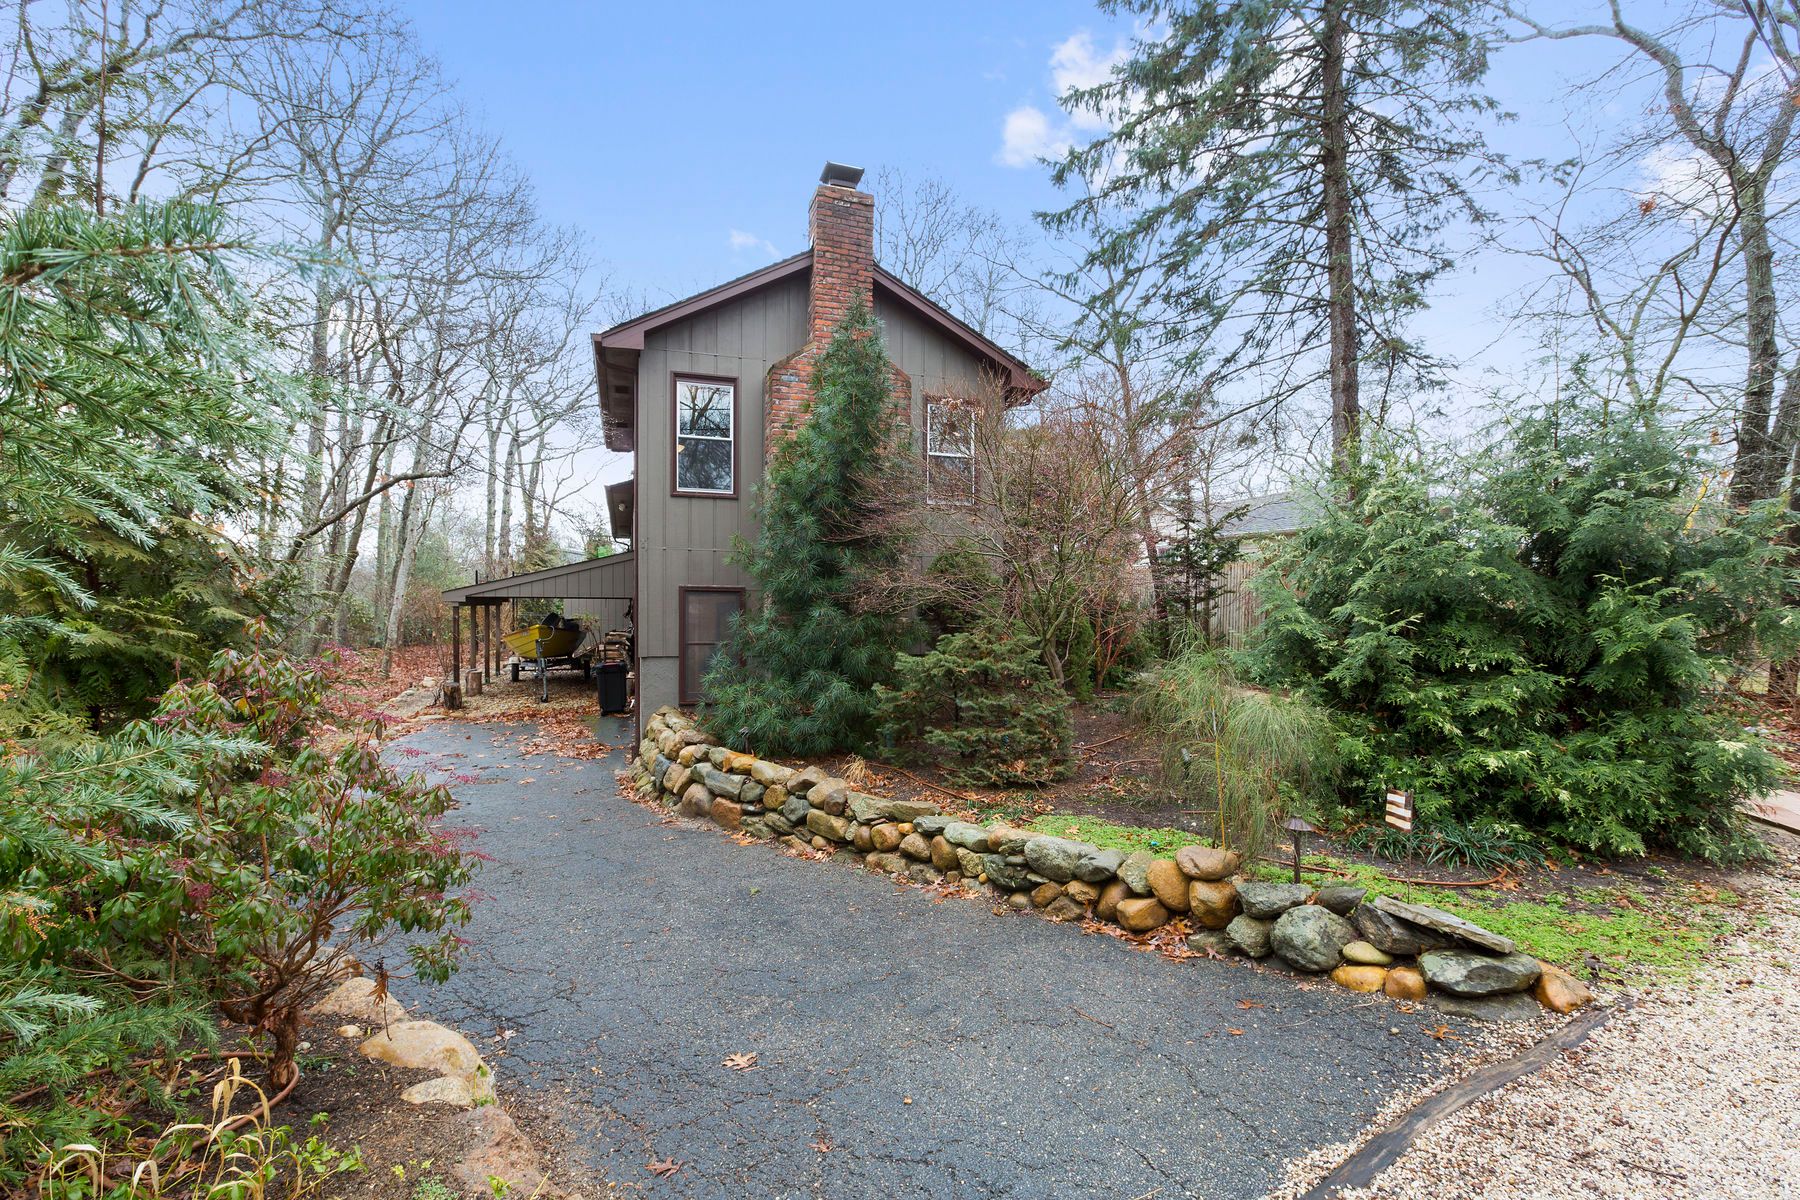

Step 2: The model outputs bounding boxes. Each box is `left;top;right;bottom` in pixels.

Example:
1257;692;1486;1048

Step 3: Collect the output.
0;634;476;1172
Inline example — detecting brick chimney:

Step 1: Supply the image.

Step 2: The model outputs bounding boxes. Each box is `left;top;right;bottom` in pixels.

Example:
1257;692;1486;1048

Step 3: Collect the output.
766;162;909;453
805;165;875;349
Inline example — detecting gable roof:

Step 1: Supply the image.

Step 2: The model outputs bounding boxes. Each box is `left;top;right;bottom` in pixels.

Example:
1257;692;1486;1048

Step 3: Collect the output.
596;251;811;352
594;250;1045;394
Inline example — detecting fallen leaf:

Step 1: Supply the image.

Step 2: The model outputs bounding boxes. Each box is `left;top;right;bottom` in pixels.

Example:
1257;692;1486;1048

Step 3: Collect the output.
810;1139;832;1153
1228;1028;1245;1036
647;1158;682;1179
1236;999;1264;1010
723;1052;758;1071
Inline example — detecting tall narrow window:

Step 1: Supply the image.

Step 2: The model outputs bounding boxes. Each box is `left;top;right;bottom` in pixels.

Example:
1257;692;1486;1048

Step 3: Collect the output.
926;399;974;503
679;587;745;703
674;376;736;495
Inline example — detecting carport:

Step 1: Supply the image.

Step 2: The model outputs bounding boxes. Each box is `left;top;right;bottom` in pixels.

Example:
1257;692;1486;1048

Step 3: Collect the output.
440;553;635;688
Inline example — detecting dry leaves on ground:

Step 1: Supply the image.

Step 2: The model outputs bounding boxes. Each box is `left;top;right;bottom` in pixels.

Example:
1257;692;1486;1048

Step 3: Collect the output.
722;1052;758;1071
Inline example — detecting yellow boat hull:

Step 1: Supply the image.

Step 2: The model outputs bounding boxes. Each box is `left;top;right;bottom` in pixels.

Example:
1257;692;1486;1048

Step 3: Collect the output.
503;624;581;660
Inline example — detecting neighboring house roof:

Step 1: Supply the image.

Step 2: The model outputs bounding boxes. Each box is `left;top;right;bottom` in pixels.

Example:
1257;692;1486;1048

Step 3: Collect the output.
591;253;1043;449
1219;492;1309;539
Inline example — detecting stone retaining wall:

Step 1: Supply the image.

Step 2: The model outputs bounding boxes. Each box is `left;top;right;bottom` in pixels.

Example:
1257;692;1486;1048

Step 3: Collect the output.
631;707;1594;1020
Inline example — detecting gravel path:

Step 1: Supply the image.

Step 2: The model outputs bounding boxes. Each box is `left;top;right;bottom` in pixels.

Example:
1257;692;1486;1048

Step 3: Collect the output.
386;719;1489;1199
1279;835;1800;1200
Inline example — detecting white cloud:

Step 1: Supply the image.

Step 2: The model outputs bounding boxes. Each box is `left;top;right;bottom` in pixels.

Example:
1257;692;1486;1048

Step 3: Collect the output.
997;106;1066;168
728;229;778;258
1636;144;1730;224
996;29;1130;168
1049;31;1128;131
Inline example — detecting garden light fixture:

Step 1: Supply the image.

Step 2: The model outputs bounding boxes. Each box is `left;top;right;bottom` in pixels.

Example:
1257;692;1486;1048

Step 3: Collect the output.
1283;816;1319;884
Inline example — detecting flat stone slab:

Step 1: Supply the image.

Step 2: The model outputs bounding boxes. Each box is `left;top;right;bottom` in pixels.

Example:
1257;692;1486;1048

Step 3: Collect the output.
1371;895;1515;954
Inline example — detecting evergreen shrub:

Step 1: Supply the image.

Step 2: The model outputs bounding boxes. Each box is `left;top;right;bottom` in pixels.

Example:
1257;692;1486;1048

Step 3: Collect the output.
1249;410;1793;860
876;620;1075;787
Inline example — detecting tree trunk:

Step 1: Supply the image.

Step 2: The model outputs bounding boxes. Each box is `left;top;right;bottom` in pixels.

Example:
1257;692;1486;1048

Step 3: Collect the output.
498;436;517;576
1730;187;1783;504
1321;0;1360;472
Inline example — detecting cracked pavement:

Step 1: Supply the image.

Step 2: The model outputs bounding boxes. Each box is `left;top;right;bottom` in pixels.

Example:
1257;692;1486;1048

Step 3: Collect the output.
384;719;1479;1198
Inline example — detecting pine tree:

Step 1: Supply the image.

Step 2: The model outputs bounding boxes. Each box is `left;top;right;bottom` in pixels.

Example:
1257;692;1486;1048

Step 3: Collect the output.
1249;411;1795;861
1047;0;1511;469
703;296;914;755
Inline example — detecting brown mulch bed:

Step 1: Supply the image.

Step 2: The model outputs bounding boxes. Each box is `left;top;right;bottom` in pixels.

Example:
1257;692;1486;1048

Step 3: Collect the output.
800;691;1177;826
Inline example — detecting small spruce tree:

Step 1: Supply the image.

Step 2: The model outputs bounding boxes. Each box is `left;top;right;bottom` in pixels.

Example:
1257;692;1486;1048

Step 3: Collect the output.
877;619;1075;787
703;296;913;755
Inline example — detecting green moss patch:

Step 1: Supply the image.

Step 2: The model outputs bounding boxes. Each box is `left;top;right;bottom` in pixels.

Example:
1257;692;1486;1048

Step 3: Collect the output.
1022;813;1206;858
1029;810;1740;980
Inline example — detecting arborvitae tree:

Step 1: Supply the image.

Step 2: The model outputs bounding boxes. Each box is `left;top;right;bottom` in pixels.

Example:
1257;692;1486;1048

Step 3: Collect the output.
703;296;913;755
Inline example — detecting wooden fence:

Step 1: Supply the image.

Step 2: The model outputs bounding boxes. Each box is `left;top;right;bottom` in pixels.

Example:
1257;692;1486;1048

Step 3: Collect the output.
1207;559;1264;645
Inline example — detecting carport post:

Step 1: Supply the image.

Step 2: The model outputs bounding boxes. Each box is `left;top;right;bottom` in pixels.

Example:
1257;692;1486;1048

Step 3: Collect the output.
450;603;461;685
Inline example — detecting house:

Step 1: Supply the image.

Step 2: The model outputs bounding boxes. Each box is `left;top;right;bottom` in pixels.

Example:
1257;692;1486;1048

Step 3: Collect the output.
444;162;1043;735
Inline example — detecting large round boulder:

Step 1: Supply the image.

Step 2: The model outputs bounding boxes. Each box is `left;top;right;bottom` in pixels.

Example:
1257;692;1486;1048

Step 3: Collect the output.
1225;914;1273;958
1188;880;1240;930
1175;845;1241;881
1270;905;1358;973
1118;851;1157;896
1023;836;1091;883
1073;847;1127;884
982;854;1032;892
1115;896;1170;932
1313;885;1367;916
1145;859;1191;913
1351;902;1452;957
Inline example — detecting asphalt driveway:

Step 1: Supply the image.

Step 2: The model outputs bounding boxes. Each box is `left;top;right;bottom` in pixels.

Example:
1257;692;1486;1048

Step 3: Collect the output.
386;719;1475;1199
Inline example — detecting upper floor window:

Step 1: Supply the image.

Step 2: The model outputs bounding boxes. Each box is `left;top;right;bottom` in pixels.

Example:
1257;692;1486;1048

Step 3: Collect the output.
926;399;974;503
674;375;736;496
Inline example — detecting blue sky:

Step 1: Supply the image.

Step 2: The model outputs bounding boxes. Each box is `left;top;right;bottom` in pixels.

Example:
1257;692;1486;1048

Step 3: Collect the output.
407;0;1132;301
401;1;1681;506
405;1;1631;307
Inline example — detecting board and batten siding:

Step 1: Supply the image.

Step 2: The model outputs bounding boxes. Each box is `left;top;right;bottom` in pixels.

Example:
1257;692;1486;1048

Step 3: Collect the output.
634;274;804;712
632;275;999;718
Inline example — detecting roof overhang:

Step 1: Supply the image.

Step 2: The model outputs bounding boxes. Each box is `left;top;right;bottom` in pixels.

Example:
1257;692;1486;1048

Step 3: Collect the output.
605;478;634;545
871;266;1046;398
442;552;636;605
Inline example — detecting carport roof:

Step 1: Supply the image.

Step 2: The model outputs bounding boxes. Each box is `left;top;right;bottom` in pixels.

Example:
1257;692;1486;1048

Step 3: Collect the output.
441;553;635;604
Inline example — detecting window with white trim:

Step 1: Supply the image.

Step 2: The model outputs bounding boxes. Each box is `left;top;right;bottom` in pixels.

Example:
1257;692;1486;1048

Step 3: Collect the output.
674;377;735;495
926;399;974;503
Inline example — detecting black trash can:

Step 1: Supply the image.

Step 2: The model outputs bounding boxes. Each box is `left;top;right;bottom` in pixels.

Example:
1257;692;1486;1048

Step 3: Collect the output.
595;661;629;715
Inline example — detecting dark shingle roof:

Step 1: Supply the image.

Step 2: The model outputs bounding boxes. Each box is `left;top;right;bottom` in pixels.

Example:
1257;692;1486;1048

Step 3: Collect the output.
1219;492;1309;538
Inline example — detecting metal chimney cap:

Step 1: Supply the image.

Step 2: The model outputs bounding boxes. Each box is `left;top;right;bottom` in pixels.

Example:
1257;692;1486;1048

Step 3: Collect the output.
820;160;865;188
